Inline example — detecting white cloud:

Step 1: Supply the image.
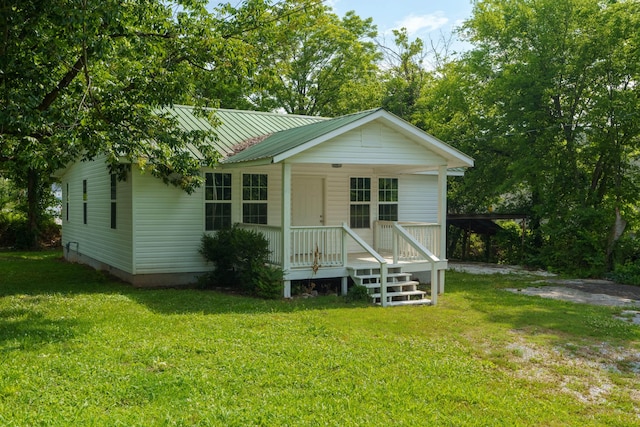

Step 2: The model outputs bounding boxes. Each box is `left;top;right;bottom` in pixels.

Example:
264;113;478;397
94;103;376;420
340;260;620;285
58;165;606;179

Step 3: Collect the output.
394;12;449;35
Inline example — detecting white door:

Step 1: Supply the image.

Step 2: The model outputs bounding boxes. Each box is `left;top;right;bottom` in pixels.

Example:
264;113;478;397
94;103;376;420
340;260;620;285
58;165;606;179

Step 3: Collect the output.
292;176;324;226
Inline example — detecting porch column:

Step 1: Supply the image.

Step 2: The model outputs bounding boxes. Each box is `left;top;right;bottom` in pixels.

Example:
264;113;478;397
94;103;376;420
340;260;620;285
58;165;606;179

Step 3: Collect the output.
437;165;447;260
281;162;292;298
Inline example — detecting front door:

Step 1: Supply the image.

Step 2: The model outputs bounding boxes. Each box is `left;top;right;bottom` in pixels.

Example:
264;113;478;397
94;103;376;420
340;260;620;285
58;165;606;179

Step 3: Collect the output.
292;176;324;226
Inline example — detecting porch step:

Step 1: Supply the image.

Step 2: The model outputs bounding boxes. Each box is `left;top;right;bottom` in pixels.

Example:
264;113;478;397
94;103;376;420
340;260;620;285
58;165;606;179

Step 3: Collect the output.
354;273;414;286
386;298;433;307
347;264;430;307
370;290;426;299
364;280;420;292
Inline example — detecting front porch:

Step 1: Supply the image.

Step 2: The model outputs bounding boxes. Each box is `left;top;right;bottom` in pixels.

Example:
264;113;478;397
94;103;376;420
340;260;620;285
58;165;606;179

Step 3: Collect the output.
240;220;447;306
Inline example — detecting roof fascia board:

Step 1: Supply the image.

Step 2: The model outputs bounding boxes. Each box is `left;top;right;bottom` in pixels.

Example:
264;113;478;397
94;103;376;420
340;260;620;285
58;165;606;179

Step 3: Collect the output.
375;113;474;167
219;158;273;169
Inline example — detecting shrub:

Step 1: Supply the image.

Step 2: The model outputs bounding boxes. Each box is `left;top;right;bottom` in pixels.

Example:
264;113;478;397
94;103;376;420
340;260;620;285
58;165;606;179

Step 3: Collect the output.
608;261;640;286
345;284;371;303
254;266;284;299
200;226;283;298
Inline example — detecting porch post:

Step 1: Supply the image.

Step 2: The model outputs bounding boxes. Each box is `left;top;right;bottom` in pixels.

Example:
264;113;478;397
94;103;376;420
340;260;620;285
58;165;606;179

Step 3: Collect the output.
437;165;447;260
282;162;292;298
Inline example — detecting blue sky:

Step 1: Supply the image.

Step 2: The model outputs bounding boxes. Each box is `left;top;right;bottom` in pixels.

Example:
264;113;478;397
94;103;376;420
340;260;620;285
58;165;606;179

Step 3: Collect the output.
329;0;474;50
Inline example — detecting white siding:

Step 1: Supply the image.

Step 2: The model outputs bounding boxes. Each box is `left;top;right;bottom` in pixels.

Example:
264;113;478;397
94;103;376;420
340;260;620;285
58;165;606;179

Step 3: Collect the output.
289;165;440;251
131;170;206;274
398;174;438;223
60;155;133;273
292;122;447;166
131;164;284;275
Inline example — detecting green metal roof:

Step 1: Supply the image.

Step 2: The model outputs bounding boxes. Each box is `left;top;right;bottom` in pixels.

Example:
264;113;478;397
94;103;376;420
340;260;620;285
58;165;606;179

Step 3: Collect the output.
163;105;326;158
223;108;383;164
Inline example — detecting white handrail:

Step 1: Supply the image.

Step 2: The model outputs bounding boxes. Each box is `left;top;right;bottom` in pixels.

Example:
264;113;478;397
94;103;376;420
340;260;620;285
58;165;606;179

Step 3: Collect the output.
342;223;389;307
391;222;440;305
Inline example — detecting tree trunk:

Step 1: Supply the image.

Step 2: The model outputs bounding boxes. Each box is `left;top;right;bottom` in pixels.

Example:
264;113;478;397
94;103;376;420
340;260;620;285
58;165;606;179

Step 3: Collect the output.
26;168;40;250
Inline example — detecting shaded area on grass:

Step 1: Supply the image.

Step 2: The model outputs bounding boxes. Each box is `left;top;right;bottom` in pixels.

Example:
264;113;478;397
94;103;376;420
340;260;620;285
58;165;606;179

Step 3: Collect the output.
0;250;368;316
0;304;82;352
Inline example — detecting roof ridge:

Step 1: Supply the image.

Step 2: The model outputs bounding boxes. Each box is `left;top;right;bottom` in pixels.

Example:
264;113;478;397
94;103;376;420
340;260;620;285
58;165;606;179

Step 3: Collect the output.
172;104;329;121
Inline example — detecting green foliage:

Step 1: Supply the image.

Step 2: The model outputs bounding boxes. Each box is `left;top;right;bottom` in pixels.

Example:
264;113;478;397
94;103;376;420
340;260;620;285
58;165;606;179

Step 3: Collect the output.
253;265;284;299
0;177;60;249
493;221;526;265
535;208;609;277
420;0;640;274
200;225;282;298
345;284;371;303
609;261;640;286
608;235;640;285
245;1;382;116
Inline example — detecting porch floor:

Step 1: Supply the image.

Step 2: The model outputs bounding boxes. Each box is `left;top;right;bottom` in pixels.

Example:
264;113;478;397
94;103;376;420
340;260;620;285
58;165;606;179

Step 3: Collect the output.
347;252;418;268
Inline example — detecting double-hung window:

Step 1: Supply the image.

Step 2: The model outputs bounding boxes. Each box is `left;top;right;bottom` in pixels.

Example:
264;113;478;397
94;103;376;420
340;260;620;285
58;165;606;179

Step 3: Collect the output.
205;173;232;230
350;177;370;228
65;183;69;222
110;174;117;229
82;179;88;224
242;174;267;224
378;178;398;221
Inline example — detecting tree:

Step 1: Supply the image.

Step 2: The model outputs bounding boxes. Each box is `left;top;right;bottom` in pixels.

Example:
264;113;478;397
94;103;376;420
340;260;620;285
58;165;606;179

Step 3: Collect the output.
244;0;382;116
0;0;295;248
378;29;430;120
451;0;640;274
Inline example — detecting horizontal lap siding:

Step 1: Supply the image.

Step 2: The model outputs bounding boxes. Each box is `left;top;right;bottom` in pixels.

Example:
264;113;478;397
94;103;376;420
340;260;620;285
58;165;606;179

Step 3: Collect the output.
132;171;207;274
61;156;133;272
399;175;438;223
293;122;446;166
132;165;283;275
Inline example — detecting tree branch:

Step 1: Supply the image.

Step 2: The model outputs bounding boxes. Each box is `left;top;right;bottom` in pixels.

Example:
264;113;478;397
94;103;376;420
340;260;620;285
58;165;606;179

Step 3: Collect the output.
37;54;86;111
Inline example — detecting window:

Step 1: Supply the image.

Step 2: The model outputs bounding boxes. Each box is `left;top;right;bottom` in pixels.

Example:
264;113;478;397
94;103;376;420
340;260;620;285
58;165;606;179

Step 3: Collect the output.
350;177;370;228
205;172;232;230
65;183;69;222
82;179;87;224
242;174;267;224
378;178;398;221
110;174;117;229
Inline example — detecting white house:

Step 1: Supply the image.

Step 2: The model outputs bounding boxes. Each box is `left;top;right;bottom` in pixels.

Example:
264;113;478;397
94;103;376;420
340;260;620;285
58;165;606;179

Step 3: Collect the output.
54;106;474;306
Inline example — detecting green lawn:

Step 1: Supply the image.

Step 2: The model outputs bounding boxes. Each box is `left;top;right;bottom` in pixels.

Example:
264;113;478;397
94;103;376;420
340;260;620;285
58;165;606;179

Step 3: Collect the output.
1;251;639;426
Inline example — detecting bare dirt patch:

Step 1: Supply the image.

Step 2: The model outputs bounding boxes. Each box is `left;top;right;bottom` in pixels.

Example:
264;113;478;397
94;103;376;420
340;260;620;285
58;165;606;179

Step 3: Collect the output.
450;261;640;325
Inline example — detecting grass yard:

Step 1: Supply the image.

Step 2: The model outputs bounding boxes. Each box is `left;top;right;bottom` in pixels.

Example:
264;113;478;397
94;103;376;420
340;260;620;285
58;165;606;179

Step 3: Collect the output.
1;251;639;426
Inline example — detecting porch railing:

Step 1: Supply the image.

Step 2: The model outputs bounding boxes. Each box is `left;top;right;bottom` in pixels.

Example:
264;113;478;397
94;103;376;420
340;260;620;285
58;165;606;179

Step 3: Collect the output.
237;224;345;269
237;224;283;265
374;221;441;260
376;221;443;304
290;226;344;269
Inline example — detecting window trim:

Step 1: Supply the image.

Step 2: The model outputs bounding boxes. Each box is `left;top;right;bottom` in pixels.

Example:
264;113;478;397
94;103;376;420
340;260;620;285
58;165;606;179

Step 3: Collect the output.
110;174;117;229
205;172;233;231
350;177;371;229
82;179;87;225
378;177;399;221
242;173;268;224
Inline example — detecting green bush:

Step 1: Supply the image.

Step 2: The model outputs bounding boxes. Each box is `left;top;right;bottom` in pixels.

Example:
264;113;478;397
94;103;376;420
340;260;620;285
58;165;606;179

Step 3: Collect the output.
345;284;371;303
608;261;640;286
200;226;283;298
254;265;284;299
536;208;608;277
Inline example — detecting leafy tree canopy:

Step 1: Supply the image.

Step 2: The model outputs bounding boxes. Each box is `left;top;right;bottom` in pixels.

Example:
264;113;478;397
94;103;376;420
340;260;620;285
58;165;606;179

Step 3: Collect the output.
416;0;640;273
